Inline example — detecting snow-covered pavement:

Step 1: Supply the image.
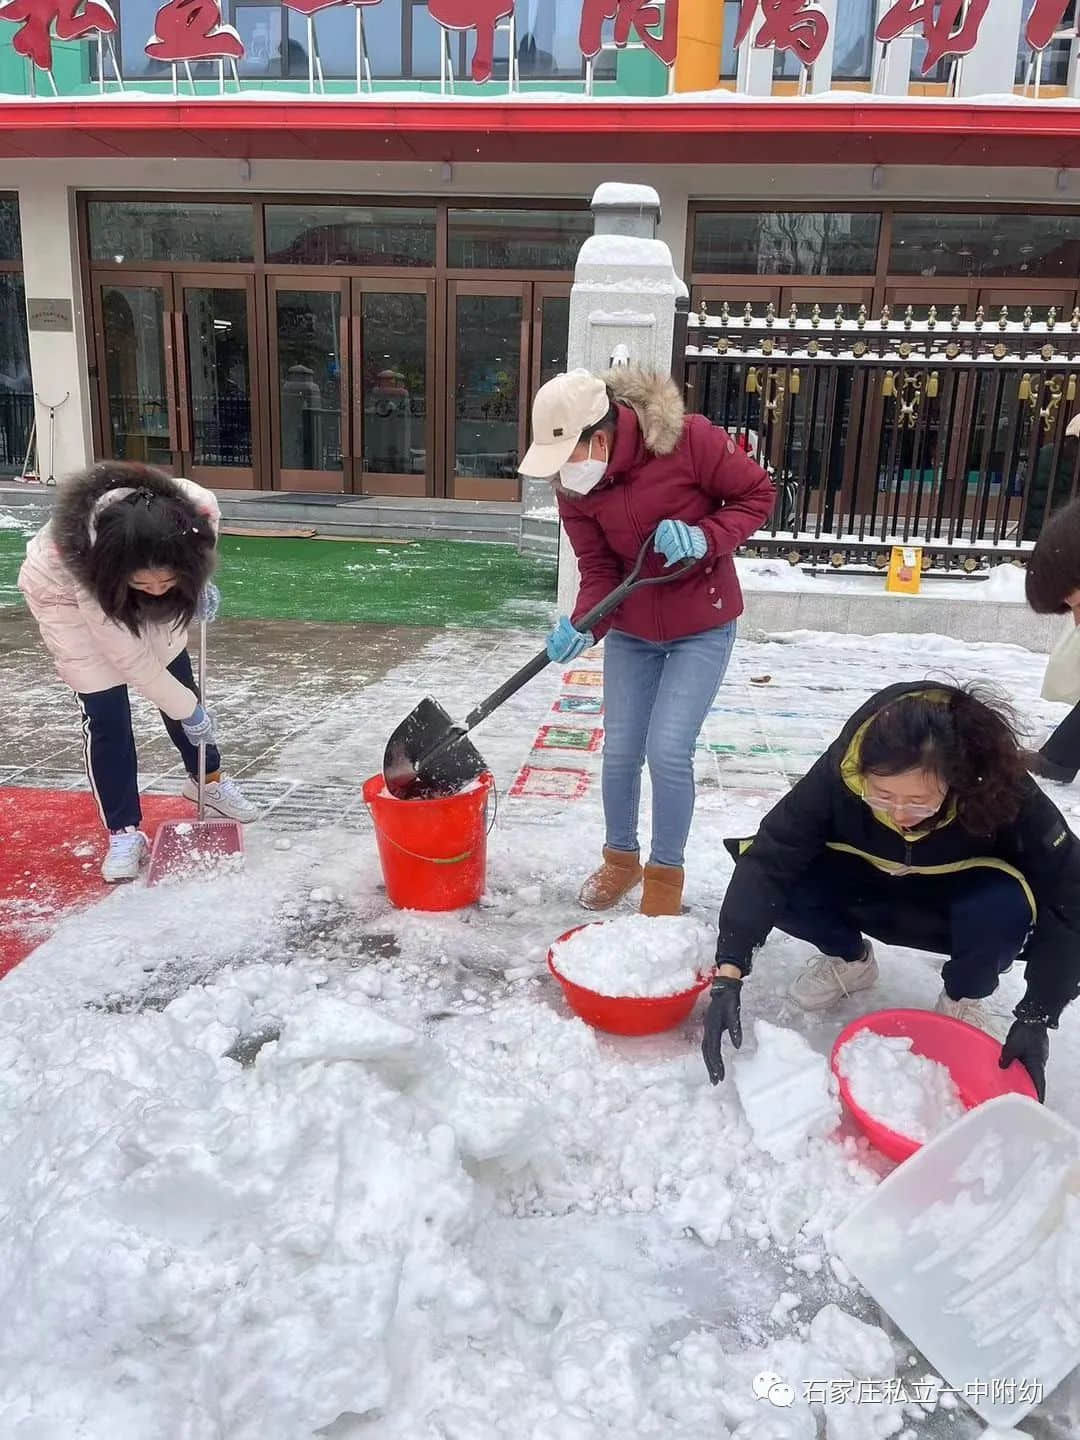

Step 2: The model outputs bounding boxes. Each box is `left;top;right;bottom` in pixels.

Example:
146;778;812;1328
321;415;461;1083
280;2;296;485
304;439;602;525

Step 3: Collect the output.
1;622;1078;1439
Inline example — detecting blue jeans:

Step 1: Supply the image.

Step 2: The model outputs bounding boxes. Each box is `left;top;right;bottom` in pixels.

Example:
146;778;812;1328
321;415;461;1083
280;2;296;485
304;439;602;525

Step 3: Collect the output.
602;623;736;867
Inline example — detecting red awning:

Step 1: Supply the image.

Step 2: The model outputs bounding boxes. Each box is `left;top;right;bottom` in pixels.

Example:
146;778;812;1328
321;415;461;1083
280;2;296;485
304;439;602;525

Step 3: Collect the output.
0;97;1075;167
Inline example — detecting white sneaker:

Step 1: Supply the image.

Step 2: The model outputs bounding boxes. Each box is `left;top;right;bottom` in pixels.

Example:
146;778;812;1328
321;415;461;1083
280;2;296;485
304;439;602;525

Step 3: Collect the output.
934;990;1003;1039
102;828;149;883
182;776;260;823
789;942;879;1012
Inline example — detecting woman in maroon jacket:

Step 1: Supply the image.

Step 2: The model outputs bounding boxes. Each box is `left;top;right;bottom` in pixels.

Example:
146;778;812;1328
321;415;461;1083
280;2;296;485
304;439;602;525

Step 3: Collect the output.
519;367;774;916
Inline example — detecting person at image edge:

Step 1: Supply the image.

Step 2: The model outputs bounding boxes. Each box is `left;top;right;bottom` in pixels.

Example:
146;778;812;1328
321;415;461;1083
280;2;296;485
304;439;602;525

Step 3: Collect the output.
702;682;1080;1103
18;461;259;883
519;367;774;919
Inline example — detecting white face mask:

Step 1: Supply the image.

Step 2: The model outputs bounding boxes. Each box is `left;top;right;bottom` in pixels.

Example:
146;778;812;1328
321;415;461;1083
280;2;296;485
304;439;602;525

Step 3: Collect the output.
559;440;608;495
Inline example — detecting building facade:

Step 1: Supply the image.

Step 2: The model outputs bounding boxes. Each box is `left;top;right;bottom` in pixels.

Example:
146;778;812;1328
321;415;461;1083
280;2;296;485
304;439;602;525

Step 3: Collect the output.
0;0;1079;508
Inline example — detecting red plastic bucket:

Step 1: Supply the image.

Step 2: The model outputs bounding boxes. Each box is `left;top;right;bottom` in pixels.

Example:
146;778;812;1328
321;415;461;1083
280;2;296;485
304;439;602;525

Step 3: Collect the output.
831;1007;1038;1163
547;924;710;1036
363;772;494;912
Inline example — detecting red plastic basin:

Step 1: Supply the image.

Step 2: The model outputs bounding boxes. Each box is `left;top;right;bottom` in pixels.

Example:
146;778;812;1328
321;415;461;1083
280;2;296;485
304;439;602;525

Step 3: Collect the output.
547;923;709;1036
831;1007;1038;1163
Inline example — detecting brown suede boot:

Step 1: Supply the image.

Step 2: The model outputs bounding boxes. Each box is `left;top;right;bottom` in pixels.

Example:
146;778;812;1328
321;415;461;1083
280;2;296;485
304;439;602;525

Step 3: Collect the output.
640;863;685;917
579;848;643;911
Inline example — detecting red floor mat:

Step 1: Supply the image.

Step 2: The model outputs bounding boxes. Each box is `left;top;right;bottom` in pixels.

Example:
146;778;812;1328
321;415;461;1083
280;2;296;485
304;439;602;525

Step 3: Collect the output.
0;788;192;978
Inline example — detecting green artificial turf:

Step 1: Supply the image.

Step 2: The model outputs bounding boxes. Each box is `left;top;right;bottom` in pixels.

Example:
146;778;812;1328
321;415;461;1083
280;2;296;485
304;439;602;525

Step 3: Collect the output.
0;528;558;630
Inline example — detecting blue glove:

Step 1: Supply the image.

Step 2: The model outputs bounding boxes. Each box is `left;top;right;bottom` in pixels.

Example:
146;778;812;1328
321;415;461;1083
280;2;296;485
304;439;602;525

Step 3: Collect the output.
546;616;592;663
193;582;221;624
182;703;216;747
654;519;708;568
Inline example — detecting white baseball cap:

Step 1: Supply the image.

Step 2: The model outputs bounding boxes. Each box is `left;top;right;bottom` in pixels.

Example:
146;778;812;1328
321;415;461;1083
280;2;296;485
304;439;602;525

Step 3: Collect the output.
519;369;611;477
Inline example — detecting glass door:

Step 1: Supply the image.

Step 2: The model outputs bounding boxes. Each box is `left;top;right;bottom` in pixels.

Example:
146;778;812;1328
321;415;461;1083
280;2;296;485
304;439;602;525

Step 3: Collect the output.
531;282;571;392
447;281;530;501
174;275;261;489
352;278;435;497
268;276;348;492
93;272;180;471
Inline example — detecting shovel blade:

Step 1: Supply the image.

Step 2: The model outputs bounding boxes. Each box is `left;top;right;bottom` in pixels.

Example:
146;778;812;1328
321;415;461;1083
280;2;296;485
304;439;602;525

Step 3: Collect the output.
383;696;487;800
147;818;245;886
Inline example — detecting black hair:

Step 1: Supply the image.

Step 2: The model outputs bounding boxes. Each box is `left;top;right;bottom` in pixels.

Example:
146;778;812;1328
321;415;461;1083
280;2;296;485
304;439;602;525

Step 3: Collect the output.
858;683;1025;835
78;463;216;635
1026;496;1080;614
579;387;619;443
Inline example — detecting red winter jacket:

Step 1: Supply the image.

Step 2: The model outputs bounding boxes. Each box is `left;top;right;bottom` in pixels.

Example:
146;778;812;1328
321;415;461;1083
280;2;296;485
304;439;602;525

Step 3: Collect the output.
558;368;774;643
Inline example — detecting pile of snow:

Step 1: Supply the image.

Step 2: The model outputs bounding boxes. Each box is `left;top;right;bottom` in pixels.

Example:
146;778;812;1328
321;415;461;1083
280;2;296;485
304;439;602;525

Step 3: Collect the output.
980;563;1028;603
733;1020;842;1161
736;556;818;591
550;914;712;996
836;1031;966;1143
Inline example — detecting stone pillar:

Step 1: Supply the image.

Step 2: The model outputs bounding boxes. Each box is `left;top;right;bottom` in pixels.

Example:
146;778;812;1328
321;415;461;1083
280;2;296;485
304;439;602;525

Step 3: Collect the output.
957;0;1024;95
871;0;913;95
556;183;680;614
17;179;94;483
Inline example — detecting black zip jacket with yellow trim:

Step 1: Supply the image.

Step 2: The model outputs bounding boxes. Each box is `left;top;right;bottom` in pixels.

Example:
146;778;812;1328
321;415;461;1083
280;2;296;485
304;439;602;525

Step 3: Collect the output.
717;682;1080;1027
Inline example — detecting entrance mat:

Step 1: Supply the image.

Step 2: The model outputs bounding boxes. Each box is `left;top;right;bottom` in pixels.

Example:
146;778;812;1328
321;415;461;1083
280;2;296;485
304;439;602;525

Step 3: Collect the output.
0;788;190;979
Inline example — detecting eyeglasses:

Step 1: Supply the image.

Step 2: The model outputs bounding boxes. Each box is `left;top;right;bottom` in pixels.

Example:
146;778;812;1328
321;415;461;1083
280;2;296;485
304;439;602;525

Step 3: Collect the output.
861;789;943;821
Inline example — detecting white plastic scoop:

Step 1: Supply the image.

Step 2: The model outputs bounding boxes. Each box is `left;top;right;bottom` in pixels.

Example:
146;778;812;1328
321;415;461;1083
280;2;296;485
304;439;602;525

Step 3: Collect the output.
833;1093;1080;1431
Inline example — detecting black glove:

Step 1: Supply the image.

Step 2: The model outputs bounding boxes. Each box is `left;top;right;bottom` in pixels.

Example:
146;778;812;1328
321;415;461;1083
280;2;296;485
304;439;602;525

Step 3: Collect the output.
702;975;743;1085
999;1019;1050;1104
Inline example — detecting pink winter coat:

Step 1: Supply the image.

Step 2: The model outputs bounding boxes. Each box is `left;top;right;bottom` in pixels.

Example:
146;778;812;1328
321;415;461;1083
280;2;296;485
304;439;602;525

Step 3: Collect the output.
559;369;774;643
18;475;220;721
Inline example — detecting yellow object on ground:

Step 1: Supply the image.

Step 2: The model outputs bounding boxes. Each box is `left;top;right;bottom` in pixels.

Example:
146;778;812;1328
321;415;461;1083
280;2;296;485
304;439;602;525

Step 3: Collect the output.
886;545;922;595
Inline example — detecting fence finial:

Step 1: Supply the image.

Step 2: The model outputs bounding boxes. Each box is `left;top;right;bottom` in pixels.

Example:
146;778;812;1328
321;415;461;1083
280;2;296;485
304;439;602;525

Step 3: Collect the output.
766;301;776;327
975;305;985;330
927;305;937;329
743;302;753;326
951;305;962;330
904;305;914;330
880;304;891;328
1023;306;1033;331
1072;306;1080;332
835;304;844;328
1048;306;1058;331
857;304;867;329
789;302;799;326
999;306;1009;330
721;300;730;324
811;304;821;328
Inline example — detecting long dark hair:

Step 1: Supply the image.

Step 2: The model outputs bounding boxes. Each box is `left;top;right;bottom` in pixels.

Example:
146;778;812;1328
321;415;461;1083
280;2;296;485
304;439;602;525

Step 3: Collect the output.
79;464;216;635
858;684;1025;835
1026;496;1080;614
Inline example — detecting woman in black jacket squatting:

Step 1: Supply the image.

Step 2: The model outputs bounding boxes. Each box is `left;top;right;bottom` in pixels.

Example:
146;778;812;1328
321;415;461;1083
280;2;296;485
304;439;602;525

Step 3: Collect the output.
702;682;1080;1102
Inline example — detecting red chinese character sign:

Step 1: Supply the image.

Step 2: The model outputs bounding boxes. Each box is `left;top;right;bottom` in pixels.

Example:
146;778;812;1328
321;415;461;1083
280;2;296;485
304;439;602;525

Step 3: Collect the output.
875;0;989;75
733;0;829;67
145;0;244;63
1024;0;1072;51
426;0;514;83
579;0;679;68
0;0;116;72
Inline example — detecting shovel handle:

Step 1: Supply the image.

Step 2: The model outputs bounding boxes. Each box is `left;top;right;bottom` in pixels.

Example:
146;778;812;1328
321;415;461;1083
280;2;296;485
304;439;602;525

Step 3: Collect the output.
460;532;697;734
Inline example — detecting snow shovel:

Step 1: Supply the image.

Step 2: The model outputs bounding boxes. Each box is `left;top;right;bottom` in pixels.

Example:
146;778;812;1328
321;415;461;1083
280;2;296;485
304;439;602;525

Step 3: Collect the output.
147;619;245;884
833;1093;1080;1431
383;530;697;799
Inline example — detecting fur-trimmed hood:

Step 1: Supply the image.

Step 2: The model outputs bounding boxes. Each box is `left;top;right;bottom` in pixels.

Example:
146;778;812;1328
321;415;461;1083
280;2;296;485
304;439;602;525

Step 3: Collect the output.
51;464;212;588
602;366;685;457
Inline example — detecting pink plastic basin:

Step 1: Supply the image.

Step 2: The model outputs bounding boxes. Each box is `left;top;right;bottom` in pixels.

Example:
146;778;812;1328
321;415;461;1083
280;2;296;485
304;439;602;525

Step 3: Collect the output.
547;923;709;1036
831;1007;1038;1163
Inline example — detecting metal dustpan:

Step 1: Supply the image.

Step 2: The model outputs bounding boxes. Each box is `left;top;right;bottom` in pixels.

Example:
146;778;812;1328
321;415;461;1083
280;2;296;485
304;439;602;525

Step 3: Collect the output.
383;531;697;800
833;1092;1080;1430
147;620;245;884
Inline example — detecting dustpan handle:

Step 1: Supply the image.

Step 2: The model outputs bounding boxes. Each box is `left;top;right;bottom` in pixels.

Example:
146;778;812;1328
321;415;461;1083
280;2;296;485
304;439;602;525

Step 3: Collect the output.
197;617;207;823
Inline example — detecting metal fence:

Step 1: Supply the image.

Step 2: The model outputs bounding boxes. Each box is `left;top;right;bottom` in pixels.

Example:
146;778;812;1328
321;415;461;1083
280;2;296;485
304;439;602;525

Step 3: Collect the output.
0;392;34;473
680;302;1080;568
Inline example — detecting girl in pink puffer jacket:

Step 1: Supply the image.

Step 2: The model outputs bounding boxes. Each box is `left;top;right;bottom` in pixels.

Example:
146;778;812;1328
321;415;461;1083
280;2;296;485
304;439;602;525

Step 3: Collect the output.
18;461;258;882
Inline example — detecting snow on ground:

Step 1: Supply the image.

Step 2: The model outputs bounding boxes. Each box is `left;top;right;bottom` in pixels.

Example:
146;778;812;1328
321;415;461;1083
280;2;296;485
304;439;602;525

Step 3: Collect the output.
2;625;1080;1438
